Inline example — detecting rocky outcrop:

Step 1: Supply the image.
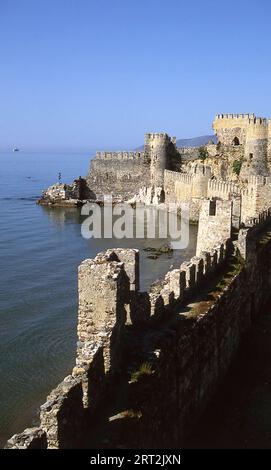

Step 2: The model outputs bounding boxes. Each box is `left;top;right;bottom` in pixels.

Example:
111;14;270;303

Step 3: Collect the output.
37;177;94;207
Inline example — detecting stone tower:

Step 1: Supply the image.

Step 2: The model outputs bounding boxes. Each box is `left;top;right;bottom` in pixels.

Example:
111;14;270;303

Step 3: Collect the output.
212;113;251;146
196;199;232;256
242;117;269;177
144;133;171;187
190;163;212;198
212;113;270;178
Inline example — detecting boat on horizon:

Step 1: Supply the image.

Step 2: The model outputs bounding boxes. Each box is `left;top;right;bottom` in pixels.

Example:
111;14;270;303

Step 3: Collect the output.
13;147;20;152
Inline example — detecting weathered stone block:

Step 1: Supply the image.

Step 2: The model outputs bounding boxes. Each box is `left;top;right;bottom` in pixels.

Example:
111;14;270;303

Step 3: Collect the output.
40;375;84;449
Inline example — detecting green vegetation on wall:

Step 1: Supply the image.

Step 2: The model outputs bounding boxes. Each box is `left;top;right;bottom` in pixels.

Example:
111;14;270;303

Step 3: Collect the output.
232;160;242;176
198;146;209;161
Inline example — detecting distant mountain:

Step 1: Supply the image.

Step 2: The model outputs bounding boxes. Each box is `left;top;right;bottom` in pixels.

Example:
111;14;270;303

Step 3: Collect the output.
176;135;217;148
135;134;217;151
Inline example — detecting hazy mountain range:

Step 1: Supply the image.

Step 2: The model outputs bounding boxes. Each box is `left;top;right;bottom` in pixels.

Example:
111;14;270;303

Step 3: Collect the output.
176;134;217;147
136;134;217;151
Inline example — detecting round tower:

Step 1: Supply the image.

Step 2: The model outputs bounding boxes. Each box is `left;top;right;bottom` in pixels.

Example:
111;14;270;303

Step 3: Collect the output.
191;163;212;198
241;117;269;178
144;133;170;187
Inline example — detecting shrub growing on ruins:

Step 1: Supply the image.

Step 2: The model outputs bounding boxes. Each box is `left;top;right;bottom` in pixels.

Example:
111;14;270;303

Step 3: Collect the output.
130;362;154;383
233;160;242;176
198;146;208;161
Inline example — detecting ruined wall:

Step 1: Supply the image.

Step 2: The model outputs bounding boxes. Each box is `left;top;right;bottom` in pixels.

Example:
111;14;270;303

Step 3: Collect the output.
164;164;211;204
137;228;271;447
38;178;93;206
6;249;137;449
177;144;217;162
86;155;151;200
6;206;271;449
164;170;192;203
177;147;200;161
241;175;271;223
207;179;240;200
164;165;211;221
196;199;232;255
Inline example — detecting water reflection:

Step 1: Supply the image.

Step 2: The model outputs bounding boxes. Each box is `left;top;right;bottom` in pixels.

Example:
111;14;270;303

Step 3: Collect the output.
40;205;81;228
40;205;198;291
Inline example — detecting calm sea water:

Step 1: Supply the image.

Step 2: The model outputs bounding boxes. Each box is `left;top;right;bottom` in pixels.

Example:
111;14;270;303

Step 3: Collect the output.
0;152;197;446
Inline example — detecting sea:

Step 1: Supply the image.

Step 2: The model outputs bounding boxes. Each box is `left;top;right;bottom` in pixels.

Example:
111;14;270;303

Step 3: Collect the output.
0;151;197;446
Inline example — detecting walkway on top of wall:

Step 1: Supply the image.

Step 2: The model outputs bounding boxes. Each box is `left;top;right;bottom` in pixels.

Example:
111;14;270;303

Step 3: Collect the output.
185;298;271;449
82;248;245;449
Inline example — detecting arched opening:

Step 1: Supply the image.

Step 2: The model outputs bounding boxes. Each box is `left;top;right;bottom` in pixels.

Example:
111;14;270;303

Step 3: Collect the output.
232;137;240;146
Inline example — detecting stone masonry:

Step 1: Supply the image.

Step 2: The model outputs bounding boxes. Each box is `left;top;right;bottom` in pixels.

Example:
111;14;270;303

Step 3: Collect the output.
7;195;271;448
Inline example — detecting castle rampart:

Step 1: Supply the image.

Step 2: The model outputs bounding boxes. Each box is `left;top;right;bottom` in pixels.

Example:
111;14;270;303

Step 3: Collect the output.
8;206;271;448
164;164;211;206
196;199;232;256
87;156;151;200
86;131;181;201
6;203;271;448
40;113;271;207
95;151;144;160
207;179;241;199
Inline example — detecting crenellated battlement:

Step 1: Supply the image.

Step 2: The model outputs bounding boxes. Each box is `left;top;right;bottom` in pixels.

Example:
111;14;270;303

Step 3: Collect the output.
214;113;270;133
95;151;144;160
164;166;212;207
164;169;193;184
247;175;271;186
144;132;171;142
246;117;269;140
215;113;254;120
208;179;241;197
192;163;212;177
213;113;268;132
247;116;268;126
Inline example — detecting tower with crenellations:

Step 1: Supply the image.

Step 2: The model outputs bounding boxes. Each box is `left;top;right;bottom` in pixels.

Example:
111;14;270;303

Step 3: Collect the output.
213;113;270;178
144;132;176;187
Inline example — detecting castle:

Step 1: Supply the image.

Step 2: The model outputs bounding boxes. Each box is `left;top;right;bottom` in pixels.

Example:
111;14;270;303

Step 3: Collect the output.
83;113;271;225
8;113;271;448
6;202;271;448
213;113;271;177
40;113;271;226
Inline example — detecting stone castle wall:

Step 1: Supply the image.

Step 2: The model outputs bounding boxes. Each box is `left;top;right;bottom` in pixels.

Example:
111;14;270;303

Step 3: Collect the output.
207;179;241;199
86;133;180;200
206;175;271;224
179;172;271;225
164;164;211;203
40;113;271;206
95;151;143;160
86;155;151;200
7;205;271;449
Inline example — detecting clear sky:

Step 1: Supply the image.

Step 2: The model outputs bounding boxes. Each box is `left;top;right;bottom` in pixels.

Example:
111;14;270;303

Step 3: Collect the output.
1;0;271;151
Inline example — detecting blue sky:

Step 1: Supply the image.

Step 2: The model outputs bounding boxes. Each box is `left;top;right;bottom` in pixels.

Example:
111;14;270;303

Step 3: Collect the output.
0;0;271;151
